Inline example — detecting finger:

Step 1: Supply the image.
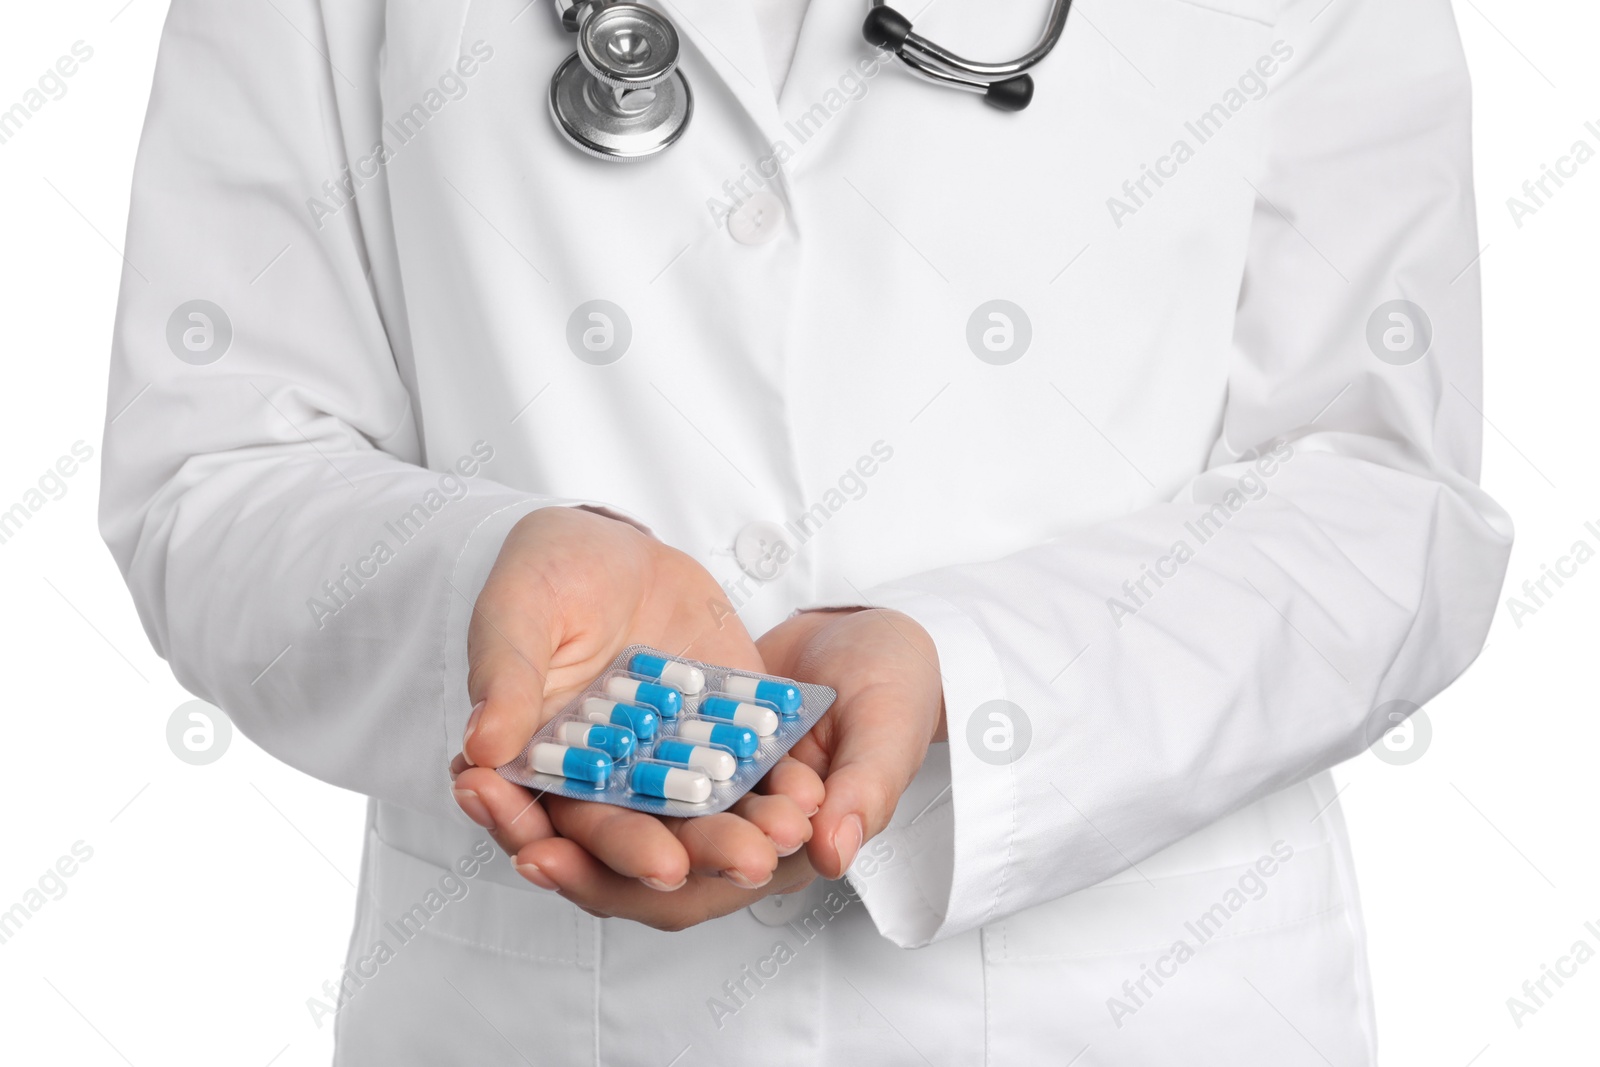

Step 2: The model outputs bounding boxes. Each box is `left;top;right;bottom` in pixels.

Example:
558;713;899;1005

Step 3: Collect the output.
780;733;831;782
545;798;691;888
463;563;560;769
672;812;778;887
808;680;929;879
753;756;825;817
518;838;815;929
729;792;812;859
452;766;555;855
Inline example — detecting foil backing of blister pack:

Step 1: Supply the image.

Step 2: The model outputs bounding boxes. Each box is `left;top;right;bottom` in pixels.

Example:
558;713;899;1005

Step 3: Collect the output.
495;644;836;816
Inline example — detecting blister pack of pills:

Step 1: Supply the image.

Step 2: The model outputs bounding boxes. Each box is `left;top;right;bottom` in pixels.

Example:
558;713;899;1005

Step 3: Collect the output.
495;645;836;816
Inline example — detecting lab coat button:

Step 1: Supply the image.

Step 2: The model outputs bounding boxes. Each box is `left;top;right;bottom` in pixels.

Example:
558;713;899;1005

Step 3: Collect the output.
734;521;792;581
727;192;786;245
748;882;823;927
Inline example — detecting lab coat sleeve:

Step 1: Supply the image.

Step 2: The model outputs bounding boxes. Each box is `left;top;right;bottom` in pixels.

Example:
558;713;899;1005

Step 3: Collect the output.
98;0;596;819
842;0;1513;947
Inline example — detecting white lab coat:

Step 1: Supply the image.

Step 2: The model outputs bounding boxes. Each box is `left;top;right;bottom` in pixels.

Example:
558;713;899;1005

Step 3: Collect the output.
101;0;1511;1062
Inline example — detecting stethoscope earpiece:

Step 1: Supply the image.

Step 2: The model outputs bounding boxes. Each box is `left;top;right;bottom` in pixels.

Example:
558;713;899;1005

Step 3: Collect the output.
862;4;913;51
984;76;1034;113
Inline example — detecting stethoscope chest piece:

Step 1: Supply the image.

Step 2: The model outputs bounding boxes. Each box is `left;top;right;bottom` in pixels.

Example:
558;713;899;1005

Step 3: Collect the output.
549;2;692;160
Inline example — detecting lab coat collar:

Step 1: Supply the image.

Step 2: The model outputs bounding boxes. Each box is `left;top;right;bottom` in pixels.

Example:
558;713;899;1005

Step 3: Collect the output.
777;0;869;120
657;0;788;147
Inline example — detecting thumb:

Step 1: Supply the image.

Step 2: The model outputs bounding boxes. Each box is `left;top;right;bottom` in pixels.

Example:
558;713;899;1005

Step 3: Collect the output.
807;682;929;879
462;583;558;769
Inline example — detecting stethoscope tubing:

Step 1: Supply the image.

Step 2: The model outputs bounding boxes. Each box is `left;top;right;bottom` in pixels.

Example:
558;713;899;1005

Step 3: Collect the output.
868;0;1073;84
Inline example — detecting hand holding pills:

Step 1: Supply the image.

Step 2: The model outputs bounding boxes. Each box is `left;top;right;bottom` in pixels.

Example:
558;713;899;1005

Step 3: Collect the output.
450;507;824;929
756;607;947;880
497;647;836;813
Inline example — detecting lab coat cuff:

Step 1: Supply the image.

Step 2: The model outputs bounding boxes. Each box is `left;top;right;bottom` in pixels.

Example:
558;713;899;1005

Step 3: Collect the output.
836;587;1013;948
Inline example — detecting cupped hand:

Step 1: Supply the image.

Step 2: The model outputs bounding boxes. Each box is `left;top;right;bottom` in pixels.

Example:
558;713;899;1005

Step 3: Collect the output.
450;506;823;925
756;608;946;879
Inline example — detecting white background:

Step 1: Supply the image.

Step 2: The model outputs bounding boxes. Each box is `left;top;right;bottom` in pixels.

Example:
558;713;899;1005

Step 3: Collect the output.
0;1;1595;1064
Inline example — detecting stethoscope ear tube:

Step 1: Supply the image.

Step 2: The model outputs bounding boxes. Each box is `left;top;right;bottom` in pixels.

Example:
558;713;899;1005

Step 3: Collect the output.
862;0;1070;112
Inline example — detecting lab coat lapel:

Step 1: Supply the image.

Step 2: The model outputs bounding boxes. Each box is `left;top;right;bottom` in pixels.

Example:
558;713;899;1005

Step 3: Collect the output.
656;0;787;146
773;0;885;163
777;0;861;113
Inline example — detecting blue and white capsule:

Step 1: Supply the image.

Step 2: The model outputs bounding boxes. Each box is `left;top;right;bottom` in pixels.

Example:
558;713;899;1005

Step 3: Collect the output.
701;695;779;737
604;674;683;720
723;674;803;717
653;738;737;781
582;697;659;742
530;742;612;787
555;721;636;762
676;718;760;760
627;653;706;697
629;759;712;804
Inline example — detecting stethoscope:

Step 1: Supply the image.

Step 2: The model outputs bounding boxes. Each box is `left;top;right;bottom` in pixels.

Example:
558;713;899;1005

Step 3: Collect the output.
548;0;1074;160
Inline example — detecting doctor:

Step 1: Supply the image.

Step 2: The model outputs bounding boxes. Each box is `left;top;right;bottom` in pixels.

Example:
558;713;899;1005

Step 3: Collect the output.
102;0;1510;1062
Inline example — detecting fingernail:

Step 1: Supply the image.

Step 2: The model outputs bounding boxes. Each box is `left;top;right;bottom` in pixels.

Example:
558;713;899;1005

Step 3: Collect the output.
453;788;495;830
770;836;802;858
803;805;820;818
516;861;557;891
722;869;773;890
640;876;687;892
449;752;469;781
462;699;485;765
833;813;863;872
